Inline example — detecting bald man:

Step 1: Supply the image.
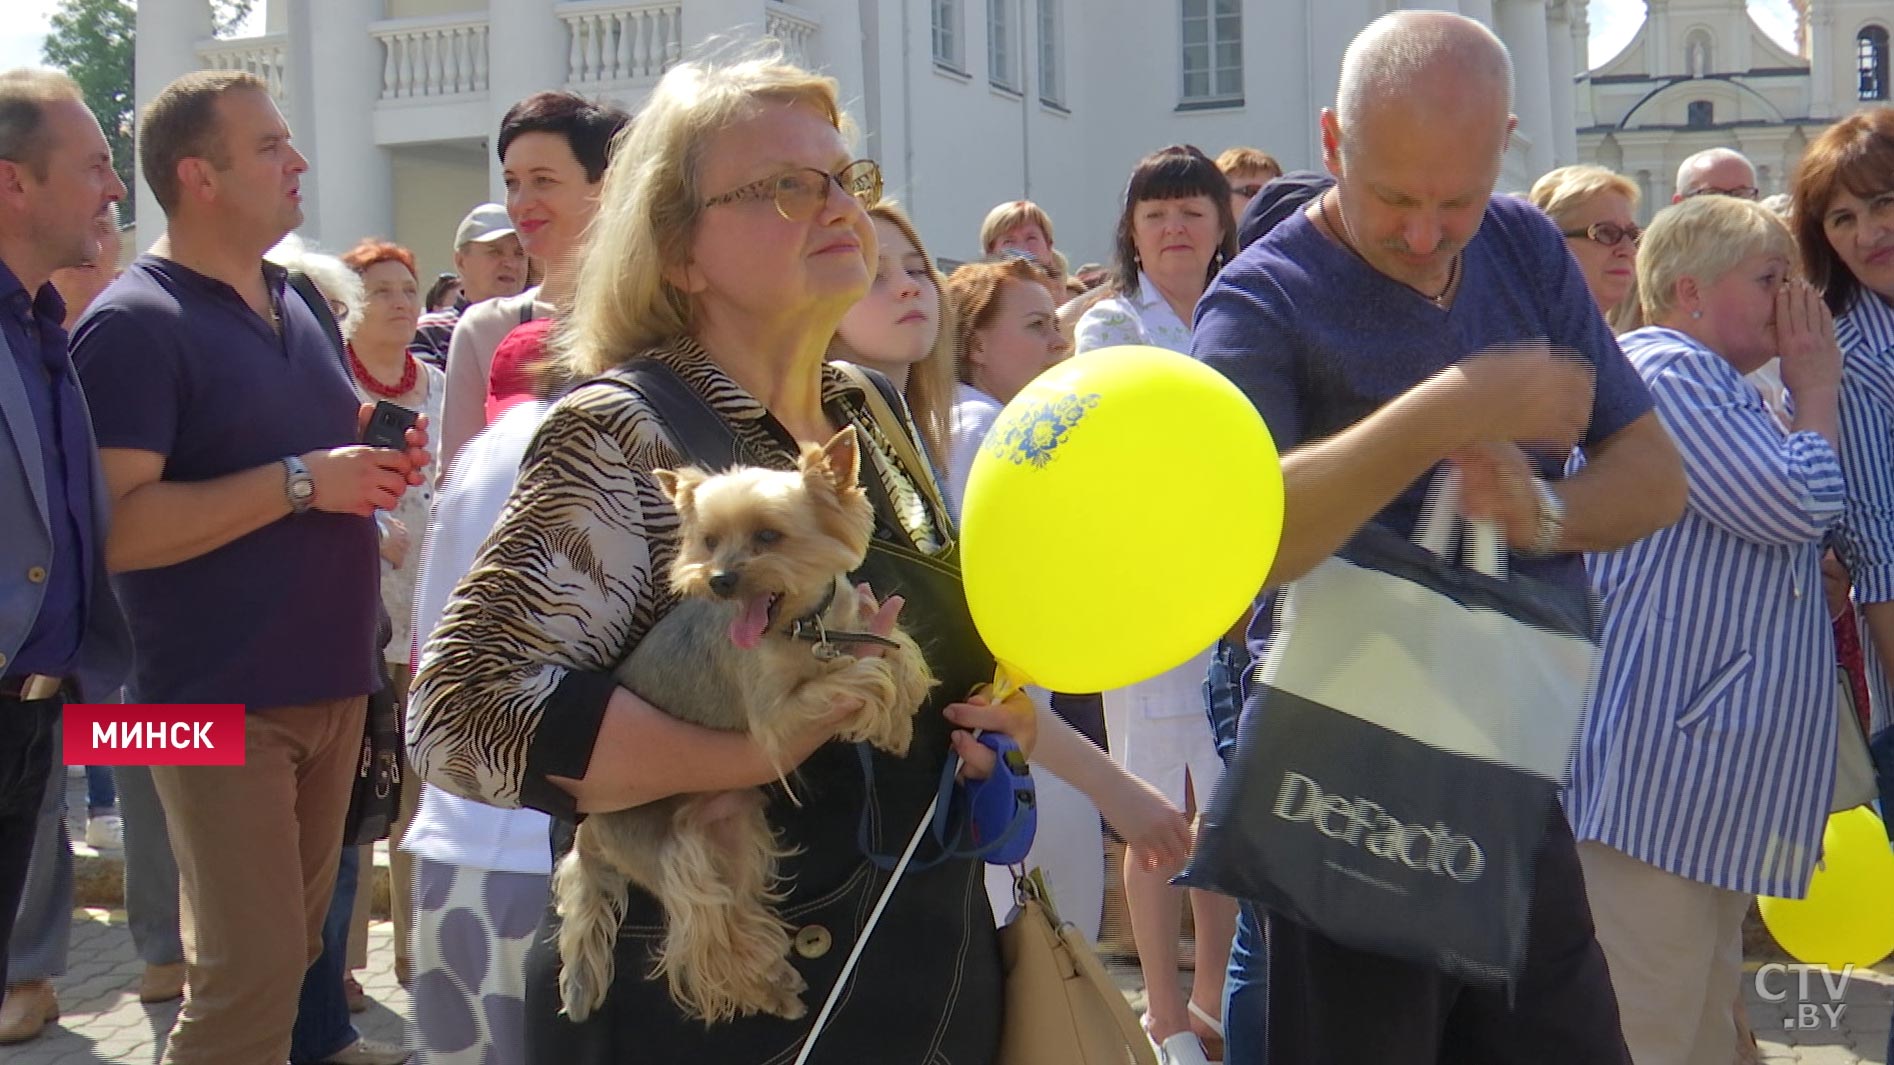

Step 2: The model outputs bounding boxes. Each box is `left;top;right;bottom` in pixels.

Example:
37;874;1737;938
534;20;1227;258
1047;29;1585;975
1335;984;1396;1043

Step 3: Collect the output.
1673;147;1760;202
1193;12;1683;1064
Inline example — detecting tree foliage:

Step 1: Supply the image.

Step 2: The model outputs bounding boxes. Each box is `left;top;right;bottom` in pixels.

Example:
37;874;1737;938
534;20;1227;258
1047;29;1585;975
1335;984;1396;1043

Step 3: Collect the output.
40;0;134;221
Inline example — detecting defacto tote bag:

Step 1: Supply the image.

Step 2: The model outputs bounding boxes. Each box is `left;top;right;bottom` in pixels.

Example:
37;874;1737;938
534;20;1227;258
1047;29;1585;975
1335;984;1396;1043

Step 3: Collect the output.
1179;474;1600;987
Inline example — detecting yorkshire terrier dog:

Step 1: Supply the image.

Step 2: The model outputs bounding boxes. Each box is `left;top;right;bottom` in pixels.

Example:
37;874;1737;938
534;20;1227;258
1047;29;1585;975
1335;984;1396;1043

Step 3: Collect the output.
553;427;936;1024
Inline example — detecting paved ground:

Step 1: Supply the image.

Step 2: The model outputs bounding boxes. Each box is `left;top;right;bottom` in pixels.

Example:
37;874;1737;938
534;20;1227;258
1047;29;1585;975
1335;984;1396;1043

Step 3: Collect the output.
10;909;409;1065
14;768;1894;1063
20;914;1894;1064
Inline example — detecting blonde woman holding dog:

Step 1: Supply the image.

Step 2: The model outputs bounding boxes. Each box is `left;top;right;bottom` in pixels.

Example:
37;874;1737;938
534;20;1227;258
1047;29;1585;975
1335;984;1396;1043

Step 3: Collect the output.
410;53;1042;1064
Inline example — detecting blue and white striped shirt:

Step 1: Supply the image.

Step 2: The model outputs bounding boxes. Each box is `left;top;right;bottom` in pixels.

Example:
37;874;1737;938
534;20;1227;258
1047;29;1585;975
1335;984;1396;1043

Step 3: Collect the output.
1566;327;1844;898
1831;293;1894;734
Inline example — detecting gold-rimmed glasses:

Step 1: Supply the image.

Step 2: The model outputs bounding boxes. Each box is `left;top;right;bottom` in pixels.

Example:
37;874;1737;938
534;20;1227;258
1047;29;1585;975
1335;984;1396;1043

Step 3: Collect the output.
701;160;883;222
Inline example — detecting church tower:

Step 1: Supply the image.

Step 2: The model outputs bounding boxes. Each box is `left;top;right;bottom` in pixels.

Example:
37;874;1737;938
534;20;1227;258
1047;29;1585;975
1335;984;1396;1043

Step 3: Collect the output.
1643;0;1770;77
1801;0;1892;118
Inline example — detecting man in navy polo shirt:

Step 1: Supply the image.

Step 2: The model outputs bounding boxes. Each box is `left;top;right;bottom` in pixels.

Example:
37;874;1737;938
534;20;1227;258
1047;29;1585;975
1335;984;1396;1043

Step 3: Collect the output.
1193;12;1687;1065
72;70;428;1065
0;67;132;1042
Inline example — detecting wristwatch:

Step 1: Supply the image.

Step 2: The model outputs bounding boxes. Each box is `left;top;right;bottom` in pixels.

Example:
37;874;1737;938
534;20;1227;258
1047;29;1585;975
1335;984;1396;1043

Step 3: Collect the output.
1524;476;1565;557
282;456;315;515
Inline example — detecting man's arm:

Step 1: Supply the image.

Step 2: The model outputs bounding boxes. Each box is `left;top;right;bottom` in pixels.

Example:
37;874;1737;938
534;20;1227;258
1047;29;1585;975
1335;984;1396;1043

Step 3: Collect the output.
1268;377;1477;585
100;441;416;573
1266;346;1597;586
98;449;296;572
1546;411;1686;553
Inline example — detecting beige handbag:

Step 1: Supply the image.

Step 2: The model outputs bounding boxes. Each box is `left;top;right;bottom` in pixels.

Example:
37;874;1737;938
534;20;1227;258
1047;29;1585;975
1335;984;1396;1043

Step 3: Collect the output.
1833;667;1878;812
996;869;1160;1065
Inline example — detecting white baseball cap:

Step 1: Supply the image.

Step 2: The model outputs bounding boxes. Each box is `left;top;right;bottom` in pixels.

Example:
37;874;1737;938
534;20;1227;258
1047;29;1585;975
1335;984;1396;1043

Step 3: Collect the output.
455;203;516;247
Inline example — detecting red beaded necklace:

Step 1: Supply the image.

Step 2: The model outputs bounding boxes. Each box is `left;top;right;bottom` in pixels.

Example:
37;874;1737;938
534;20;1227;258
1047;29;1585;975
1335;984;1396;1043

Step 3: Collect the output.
348;343;417;399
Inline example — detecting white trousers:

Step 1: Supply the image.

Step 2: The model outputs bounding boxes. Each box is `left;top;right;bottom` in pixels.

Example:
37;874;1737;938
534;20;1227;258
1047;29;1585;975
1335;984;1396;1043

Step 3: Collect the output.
1577;840;1751;1065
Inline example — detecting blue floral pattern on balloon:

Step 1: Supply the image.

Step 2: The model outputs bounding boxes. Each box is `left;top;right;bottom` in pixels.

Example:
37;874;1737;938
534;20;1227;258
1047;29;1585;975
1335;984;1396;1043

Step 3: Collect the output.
985;392;1101;468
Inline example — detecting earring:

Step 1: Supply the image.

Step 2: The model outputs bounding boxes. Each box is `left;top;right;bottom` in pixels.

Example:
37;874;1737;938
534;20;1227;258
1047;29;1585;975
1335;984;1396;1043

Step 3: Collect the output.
1691;309;1703;319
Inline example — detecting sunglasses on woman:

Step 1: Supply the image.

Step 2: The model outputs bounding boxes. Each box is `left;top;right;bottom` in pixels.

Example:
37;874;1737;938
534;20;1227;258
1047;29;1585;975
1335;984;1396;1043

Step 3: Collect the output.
702;160;883;222
1562;221;1641;248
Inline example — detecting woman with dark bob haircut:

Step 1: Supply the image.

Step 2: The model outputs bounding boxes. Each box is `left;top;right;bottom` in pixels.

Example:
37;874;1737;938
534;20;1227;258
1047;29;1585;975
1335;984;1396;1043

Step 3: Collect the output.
1073;142;1238;1065
1800;105;1894;1064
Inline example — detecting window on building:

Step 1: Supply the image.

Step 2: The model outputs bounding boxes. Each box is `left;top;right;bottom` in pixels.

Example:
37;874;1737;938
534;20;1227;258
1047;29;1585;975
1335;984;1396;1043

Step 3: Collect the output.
932;0;964;71
1861;25;1890;101
1181;0;1243;106
1687;100;1715;128
990;0;1019;91
1038;0;1063;106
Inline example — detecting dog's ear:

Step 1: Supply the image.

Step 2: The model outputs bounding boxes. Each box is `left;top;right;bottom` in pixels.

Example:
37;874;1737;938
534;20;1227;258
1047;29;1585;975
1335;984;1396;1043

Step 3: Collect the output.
809;426;862;493
653;466;705;508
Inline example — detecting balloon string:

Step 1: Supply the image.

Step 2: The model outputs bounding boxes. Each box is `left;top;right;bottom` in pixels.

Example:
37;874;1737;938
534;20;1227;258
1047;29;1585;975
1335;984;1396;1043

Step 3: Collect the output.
990;661;1029;703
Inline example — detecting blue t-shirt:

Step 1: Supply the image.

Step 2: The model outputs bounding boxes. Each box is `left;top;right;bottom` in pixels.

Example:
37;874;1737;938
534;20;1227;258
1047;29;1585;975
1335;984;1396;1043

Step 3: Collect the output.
73;256;380;709
1192;194;1654;636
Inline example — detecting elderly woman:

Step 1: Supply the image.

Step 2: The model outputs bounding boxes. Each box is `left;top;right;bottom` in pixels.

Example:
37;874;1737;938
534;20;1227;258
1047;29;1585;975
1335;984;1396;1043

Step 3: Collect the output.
1564;194;1844;1065
1530;164;1642;331
409;55;1035;1062
330;238;444;997
1075;143;1237;1065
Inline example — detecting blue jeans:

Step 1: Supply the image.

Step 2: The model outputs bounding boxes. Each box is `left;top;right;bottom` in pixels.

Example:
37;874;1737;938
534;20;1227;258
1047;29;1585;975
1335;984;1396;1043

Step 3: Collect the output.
84;765;116;817
290;844;362;1063
1204;640;1267;1065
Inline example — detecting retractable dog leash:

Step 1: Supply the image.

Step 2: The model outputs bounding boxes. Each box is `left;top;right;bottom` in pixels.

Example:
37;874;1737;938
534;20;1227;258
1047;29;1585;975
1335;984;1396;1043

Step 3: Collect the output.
795;734;1037;1064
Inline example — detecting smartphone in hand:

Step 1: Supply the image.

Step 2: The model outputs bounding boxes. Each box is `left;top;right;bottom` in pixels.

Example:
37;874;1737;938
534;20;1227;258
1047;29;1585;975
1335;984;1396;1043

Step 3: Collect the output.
362;400;419;450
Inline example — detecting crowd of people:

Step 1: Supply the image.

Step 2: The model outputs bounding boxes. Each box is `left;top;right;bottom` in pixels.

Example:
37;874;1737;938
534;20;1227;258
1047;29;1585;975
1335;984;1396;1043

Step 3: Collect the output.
2;8;1894;1065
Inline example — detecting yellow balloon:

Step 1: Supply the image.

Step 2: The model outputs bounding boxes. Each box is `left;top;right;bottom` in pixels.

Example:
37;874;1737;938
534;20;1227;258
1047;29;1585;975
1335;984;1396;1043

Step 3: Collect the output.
960;344;1284;693
1759;807;1894;969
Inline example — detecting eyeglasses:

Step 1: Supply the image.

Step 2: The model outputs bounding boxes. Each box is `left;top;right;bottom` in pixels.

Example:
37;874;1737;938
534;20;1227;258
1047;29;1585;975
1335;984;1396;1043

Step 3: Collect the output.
702;160;883;222
1232;184;1265;198
1683;185;1760;201
1562;221;1642;248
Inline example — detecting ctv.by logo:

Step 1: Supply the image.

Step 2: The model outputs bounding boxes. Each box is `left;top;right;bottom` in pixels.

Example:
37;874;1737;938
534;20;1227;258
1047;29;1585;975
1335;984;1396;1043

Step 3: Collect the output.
1754;963;1854;1030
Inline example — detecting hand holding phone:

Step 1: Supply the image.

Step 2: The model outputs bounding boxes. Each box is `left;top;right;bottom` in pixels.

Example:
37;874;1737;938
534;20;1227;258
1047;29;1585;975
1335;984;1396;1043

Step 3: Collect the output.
362;400;419;450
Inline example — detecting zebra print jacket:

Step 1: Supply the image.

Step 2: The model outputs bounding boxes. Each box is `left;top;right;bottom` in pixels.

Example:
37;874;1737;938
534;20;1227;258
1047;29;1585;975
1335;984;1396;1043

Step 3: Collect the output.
407;337;945;818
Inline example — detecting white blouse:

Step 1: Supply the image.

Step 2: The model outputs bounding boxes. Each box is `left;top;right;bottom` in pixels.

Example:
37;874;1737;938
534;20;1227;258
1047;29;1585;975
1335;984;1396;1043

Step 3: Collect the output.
1074;270;1195;355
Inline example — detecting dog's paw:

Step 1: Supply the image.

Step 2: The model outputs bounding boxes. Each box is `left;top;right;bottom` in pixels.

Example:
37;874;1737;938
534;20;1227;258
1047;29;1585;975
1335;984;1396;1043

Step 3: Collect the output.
558;966;605;1023
850;709;915;756
761;957;809;1020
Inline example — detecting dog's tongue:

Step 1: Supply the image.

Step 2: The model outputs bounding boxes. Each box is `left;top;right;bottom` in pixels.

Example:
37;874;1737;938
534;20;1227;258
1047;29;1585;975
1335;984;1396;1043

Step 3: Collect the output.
729;594;774;650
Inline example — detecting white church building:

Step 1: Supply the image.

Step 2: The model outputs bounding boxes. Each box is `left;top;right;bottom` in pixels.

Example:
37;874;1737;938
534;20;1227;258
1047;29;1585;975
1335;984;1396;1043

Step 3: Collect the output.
1577;0;1889;220
134;0;1595;276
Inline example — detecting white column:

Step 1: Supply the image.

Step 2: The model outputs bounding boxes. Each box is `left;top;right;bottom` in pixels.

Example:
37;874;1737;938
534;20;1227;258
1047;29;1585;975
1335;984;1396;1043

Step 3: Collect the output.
1461;0;1496;28
1808;5;1838;119
1547;2;1578;165
486;3;572;199
1572;1;1596;129
1496;0;1557;181
133;0;214;244
297;0;389;252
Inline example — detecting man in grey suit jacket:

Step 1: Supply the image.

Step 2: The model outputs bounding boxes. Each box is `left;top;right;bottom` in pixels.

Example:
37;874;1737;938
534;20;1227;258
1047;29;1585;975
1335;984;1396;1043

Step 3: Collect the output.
0;67;132;1018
